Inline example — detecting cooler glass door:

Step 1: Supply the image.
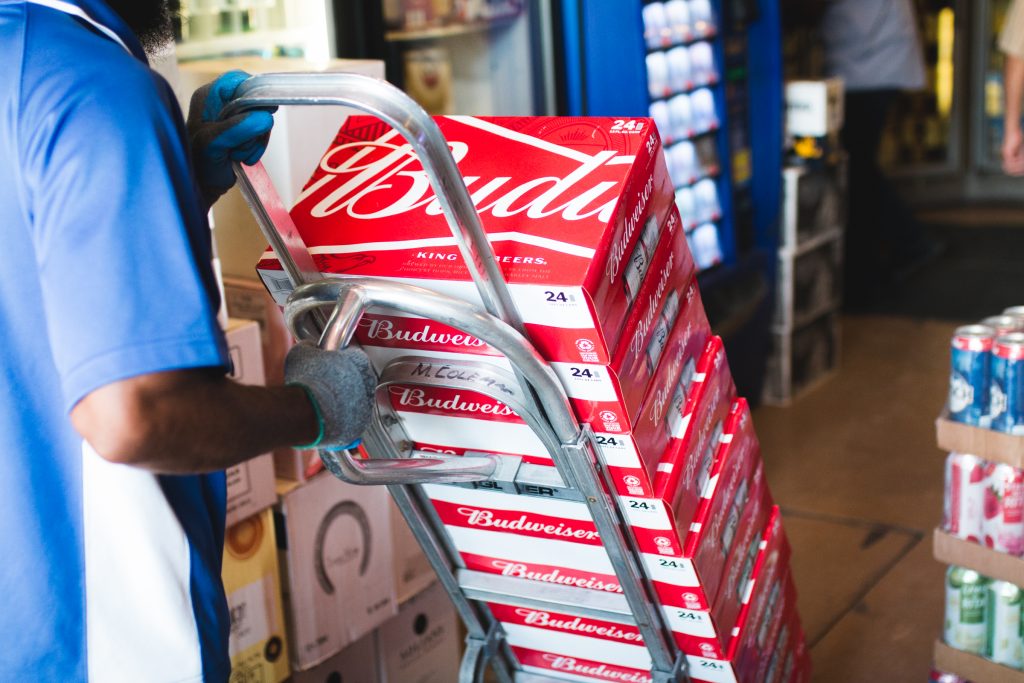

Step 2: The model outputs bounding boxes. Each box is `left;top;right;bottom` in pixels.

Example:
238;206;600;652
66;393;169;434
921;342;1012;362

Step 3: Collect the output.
880;0;965;177
368;0;554;115
972;0;1016;174
173;0;334;62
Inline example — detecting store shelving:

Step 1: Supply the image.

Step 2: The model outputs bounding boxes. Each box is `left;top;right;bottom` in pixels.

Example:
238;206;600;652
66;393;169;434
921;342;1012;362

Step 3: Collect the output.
933;410;1024;682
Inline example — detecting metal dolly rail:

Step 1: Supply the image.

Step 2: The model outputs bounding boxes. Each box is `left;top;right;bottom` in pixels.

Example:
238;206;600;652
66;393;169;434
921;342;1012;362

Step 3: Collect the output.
224;72;690;683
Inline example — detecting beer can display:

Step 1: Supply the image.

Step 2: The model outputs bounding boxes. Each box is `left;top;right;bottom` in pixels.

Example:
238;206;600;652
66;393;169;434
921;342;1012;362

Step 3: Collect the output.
986;580;1023;668
982;462;1024;556
948;325;994;426
991;333;1024;434
943;452;987;543
945;565;990;655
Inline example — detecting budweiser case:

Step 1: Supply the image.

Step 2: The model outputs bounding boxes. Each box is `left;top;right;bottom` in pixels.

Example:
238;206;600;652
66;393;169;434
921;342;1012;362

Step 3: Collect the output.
654;336;737;527
257;115;674;367
392;272;708;498
366;202;694;434
481;509;790;683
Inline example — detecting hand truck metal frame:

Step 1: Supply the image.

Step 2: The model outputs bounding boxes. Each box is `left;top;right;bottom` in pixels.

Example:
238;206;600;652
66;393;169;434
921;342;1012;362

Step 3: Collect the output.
224;72;690;683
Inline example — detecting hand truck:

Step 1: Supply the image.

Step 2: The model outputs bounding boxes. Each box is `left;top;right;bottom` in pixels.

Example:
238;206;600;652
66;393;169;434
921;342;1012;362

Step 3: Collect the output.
224;72;691;683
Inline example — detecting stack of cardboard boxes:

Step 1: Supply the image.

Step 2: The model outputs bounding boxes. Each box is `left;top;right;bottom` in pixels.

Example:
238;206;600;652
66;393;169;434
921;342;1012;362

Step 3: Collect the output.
242;114;809;682
222;280;462;683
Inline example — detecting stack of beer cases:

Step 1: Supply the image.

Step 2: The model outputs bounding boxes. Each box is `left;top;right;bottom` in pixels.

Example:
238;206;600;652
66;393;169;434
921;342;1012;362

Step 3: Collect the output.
257;115;808;682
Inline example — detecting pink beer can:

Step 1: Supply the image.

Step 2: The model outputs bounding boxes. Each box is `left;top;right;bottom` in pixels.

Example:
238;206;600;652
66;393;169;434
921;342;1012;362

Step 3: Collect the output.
982;461;1024;556
943;452;986;543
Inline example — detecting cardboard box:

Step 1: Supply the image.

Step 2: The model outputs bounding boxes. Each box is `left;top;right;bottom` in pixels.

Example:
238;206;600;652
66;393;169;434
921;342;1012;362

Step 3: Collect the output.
376;581;461;683
224;319;277;526
257;115;675;368
934;640;1024;683
389;497;438;604
290;631;379;683
276;473;398;670
222;277;293;387
932;527;1024;586
936;413;1024;468
785;79;844;139
222;508;289;683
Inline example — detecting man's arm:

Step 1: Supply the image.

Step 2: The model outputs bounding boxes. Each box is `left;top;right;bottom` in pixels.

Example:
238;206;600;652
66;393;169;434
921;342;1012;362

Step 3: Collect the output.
71;369;319;474
1005;53;1024;176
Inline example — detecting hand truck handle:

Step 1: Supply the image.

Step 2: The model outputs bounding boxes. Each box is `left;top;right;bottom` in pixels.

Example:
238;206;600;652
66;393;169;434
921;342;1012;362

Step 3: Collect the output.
285;277;581;446
221;72;525;333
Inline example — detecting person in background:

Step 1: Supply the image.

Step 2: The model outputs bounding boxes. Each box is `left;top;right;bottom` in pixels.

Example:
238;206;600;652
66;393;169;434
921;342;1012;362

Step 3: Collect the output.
821;0;942;310
0;1;374;680
1000;0;1024;176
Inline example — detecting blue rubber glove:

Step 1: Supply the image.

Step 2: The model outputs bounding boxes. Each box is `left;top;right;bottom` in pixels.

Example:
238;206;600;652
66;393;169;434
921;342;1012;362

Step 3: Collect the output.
187;70;276;209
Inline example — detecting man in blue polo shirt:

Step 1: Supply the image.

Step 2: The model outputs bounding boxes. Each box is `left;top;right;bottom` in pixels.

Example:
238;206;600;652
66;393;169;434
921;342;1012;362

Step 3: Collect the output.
0;1;375;680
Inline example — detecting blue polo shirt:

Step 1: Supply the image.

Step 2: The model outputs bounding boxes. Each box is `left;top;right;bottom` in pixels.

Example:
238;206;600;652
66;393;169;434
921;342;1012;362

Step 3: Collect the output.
0;2;232;680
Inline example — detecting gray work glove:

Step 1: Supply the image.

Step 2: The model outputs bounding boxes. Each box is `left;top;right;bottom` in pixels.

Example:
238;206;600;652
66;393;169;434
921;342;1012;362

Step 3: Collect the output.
285;343;377;448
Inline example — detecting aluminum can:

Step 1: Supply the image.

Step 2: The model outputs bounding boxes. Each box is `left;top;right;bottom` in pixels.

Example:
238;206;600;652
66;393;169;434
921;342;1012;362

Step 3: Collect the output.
945;565;990;654
928;670;968;683
948;324;993;426
646;51;670;100
986;580;1023;667
981;315;1023;336
991;333;1024;434
642;2;669;50
666;46;692;93
982;462;1024;555
943;452;987;543
1003;305;1024;319
663;0;692;44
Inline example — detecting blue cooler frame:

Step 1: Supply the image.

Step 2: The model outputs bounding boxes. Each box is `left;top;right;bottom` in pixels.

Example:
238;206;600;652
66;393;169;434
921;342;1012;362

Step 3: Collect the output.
556;0;783;402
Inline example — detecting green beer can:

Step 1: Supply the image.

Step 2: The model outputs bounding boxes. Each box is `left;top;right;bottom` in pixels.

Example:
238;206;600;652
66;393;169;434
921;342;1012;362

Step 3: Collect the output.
945;566;990;655
987;580;1023;668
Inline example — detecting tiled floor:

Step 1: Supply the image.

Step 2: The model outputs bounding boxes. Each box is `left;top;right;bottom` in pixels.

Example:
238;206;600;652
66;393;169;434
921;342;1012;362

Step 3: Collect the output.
754;315;958;682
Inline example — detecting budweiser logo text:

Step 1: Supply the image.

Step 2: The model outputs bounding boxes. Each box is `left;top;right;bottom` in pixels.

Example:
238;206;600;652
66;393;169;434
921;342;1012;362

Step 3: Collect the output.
298;141;622;224
360;317;488;349
491;561;622;593
391;387;517;416
607;174;655;282
457;508;600;542
542;655;652;682
515;609;642;643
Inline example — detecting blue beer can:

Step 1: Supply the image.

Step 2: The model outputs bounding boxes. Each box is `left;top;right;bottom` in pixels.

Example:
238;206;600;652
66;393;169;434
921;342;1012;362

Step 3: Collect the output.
990;332;1024;434
949;325;994;426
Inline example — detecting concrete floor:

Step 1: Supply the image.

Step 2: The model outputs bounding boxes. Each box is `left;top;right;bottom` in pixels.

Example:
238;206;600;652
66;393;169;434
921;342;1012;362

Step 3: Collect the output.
754;315;957;682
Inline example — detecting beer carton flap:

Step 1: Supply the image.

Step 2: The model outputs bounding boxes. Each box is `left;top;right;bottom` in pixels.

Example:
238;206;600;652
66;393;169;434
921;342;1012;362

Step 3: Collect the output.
936;411;1024;469
932;526;1024;588
265;115;670;289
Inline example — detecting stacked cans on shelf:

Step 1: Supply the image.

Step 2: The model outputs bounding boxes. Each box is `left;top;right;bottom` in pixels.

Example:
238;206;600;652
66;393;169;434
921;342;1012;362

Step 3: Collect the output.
257;114;808;682
944;452;1024;557
642;0;723;271
948;307;1024;433
944;565;1024;670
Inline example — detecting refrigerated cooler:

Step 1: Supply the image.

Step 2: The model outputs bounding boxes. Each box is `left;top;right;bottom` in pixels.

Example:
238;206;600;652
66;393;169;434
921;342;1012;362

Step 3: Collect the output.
557;0;784;401
331;0;556;115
